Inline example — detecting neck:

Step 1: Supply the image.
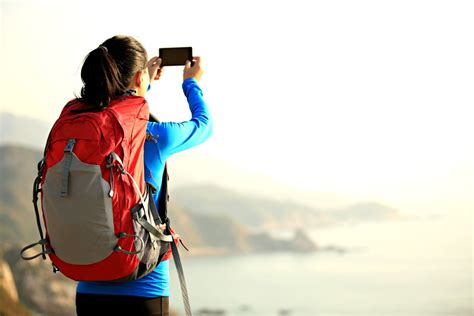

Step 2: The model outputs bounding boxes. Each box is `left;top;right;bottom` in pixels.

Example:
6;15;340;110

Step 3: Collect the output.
124;88;138;96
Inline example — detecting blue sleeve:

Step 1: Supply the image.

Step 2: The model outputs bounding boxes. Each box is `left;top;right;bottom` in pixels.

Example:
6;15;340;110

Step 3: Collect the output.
146;78;213;162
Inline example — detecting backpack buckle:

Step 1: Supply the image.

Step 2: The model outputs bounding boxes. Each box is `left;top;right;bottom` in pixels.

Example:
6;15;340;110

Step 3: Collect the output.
64;138;76;152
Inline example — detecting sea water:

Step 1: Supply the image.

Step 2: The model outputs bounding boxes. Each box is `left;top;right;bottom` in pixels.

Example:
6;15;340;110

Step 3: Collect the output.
170;215;472;316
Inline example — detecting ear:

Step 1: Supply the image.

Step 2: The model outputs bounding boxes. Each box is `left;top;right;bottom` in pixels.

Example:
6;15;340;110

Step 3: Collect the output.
133;70;143;88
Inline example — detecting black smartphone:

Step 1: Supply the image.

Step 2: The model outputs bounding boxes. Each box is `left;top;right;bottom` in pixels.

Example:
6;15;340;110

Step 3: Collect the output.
159;47;193;66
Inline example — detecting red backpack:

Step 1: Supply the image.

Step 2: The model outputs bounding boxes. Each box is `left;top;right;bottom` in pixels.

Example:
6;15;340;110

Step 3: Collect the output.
20;96;173;281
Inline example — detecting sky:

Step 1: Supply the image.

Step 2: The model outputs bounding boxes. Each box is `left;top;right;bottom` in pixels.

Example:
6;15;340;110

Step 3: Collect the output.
1;0;473;217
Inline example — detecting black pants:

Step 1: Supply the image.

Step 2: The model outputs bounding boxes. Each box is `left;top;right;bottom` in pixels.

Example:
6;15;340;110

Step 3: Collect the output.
76;293;169;316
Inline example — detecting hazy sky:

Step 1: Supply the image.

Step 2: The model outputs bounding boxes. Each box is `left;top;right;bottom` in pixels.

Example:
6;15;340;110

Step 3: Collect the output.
1;0;473;216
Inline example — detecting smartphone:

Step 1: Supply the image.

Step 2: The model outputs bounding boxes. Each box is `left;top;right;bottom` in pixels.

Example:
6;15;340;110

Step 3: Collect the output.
159;47;193;66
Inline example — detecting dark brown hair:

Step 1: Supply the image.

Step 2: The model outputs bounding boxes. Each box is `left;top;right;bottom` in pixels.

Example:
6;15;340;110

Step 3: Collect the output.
79;35;147;108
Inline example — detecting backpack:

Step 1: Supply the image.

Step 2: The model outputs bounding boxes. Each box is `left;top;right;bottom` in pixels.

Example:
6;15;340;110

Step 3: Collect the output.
20;97;173;281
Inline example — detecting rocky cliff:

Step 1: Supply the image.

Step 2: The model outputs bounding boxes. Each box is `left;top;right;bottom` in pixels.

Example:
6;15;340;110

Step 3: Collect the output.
2;246;76;316
0;259;19;302
0;247;32;316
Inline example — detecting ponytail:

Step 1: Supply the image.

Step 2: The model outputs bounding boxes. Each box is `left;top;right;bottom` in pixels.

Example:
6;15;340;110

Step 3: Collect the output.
79;36;147;108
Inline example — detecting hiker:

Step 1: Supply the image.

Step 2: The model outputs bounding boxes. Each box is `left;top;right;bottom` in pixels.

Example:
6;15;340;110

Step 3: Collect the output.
73;36;213;316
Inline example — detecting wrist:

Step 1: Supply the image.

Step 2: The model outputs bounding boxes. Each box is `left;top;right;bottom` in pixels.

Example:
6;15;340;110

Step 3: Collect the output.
183;77;197;84
182;78;200;96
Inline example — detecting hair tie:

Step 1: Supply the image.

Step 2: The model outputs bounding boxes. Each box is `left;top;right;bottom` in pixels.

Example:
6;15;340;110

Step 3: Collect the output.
99;46;108;53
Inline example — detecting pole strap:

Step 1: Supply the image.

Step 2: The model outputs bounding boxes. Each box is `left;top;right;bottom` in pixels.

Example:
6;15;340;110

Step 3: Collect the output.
171;237;192;316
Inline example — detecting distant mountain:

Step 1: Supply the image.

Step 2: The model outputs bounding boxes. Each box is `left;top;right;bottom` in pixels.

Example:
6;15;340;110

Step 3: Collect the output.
0;112;50;150
168;152;360;210
332;202;401;221
173;184;403;231
165;201;253;254
172;184;327;231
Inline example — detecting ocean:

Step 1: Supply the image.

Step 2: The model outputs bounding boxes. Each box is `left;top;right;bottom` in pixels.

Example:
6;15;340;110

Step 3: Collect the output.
170;215;472;316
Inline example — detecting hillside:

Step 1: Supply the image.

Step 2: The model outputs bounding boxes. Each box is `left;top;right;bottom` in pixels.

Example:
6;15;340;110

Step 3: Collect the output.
0;145;44;243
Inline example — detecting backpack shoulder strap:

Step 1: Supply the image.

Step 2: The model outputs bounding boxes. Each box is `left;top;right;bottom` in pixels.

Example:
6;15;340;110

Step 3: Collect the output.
149;113;192;316
158;163;169;225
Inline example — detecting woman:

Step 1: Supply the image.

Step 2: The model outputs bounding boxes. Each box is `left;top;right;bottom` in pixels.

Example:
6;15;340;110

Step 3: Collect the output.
74;35;212;316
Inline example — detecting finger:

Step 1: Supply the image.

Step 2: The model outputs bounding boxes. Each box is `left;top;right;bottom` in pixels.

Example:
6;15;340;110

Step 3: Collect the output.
184;60;191;69
150;57;162;69
193;56;201;64
147;56;158;66
157;67;163;75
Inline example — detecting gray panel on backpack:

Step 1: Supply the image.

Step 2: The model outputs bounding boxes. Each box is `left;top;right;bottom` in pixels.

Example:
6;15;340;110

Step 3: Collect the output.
42;153;116;265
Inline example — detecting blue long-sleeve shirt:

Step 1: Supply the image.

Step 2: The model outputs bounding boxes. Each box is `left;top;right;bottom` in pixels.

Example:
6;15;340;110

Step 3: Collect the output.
77;78;212;297
144;78;213;202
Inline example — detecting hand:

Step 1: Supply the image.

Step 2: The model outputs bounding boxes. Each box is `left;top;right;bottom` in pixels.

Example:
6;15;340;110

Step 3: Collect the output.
183;56;203;81
147;57;163;81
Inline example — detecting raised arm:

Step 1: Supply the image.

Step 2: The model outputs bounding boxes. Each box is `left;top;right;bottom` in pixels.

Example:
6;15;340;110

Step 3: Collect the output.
146;57;213;163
